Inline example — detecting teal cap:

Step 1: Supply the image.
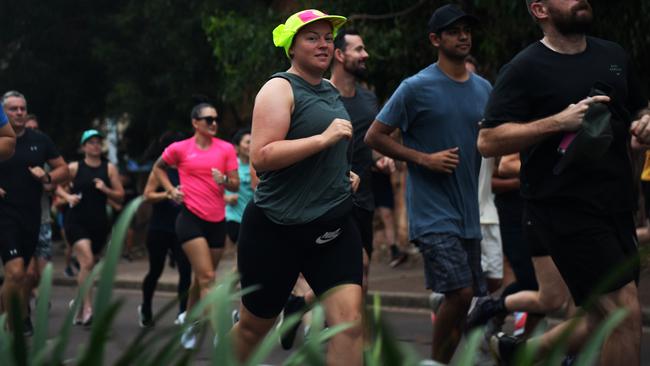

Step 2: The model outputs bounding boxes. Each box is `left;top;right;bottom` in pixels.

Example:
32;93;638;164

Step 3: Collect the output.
80;129;103;145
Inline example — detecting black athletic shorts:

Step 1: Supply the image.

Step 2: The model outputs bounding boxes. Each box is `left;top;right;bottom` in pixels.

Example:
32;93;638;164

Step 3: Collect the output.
524;202;639;306
352;206;374;258
0;216;38;264
64;215;109;255
226;221;240;244
175;206;226;249
238;202;363;319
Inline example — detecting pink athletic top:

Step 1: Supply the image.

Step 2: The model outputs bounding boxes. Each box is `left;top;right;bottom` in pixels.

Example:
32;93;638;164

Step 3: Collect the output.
162;136;238;222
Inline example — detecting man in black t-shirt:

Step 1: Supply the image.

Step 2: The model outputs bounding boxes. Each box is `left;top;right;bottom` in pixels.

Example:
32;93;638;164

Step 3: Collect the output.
477;1;650;364
0;91;69;334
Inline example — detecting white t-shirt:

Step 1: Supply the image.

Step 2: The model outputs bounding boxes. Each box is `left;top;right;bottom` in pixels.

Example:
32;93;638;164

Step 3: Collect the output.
478;157;499;225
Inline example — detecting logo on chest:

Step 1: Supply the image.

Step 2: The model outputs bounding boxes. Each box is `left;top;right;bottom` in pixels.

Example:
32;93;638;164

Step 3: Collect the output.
29;146;38;152
609;64;623;76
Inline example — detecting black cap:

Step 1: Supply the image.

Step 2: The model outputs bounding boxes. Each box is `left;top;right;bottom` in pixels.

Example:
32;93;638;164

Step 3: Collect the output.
428;4;479;34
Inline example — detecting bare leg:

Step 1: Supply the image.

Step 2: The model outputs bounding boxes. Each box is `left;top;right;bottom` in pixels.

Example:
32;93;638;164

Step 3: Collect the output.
1;257;27;328
432;287;474;363
182;238;215;311
73;239;95;321
322;284;364;366
504;256;573;316
232;304;277;362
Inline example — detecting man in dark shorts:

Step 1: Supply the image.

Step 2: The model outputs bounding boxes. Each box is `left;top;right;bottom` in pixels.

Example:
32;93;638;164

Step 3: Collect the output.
331;28;394;291
0;91;69;334
366;4;491;363
477;1;650;364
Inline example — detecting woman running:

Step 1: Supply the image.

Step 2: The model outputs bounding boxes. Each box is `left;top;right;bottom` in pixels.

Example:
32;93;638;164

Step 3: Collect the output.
232;10;363;365
138;131;192;327
152;103;239;348
57;129;124;325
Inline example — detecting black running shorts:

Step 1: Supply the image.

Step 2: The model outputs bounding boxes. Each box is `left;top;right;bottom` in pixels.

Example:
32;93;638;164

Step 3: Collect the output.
524;202;639;306
238;202;363;319
226;221;240;244
175;206;226;249
352;206;374;258
64;215;109;255
0;216;38;264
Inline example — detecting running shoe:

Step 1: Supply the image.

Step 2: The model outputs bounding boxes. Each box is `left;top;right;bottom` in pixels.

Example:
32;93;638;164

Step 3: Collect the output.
231;309;240;325
277;295;306;350
466;296;507;331
23;317;34;337
138;304;154;328
389;244;408;268
63;265;75;278
513;312;527;336
69;299;83;325
174;311;186;325
489;332;522;366
181;322;198;350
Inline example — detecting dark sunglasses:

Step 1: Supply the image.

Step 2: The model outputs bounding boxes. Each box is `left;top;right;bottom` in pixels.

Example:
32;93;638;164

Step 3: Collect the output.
197;116;220;124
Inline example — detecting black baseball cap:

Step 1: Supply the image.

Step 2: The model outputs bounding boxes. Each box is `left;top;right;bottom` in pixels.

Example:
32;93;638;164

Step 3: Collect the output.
428;4;479;34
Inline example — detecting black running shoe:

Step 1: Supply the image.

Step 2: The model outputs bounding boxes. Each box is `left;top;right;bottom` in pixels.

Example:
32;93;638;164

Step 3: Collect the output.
23;317;34;337
138;304;154;328
278;295;306;350
466;296;507;331
489;332;522;366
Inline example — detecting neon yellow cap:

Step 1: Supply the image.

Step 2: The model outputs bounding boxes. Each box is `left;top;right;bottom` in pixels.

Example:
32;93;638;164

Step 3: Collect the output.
272;9;347;58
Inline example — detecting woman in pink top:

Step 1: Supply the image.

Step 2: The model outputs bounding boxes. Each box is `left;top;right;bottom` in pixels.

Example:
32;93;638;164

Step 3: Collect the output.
153;103;239;347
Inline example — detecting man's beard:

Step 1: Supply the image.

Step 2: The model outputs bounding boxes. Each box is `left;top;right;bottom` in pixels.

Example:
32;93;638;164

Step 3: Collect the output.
344;62;368;80
549;0;593;36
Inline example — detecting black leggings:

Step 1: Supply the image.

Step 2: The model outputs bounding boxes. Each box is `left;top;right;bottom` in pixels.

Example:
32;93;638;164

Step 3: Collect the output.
141;229;192;315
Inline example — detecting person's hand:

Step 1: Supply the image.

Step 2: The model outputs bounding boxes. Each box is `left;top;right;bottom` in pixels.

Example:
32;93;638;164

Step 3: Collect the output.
211;168;227;185
630;113;650;145
0;187;6;199
93;178;107;192
419;147;460;174
554;95;611;131
321;118;352;147
225;194;239;206
66;193;82;207
167;185;184;204
375;156;396;174
28;166;49;183
349;171;360;193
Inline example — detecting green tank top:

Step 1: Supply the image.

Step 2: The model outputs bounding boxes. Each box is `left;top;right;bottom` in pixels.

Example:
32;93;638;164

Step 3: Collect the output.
254;72;352;225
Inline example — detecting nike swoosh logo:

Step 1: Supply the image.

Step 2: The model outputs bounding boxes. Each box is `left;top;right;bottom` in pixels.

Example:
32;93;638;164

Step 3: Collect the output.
315;228;342;245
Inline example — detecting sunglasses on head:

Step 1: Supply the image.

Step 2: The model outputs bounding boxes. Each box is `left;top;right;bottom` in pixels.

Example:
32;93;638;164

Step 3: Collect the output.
197;116;220;124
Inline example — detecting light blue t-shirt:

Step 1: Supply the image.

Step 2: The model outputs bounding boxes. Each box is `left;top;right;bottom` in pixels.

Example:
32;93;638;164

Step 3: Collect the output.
0;108;7;127
376;63;492;241
226;157;254;223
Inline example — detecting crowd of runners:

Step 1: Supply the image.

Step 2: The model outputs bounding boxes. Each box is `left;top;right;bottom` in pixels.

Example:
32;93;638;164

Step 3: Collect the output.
1;0;649;365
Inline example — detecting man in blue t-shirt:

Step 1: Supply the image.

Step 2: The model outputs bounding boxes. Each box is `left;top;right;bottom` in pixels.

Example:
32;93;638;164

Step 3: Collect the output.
0;107;16;161
365;4;491;363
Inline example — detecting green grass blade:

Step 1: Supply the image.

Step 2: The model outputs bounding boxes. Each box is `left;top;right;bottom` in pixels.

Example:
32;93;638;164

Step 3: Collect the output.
31;263;53;365
9;293;28;366
573;308;628;366
49;262;103;365
76;301;123;366
246;313;301;366
454;328;484;366
0;314;15;366
93;196;143;319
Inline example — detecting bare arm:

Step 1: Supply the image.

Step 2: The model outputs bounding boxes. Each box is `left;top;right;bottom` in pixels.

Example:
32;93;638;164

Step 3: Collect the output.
478;95;611;157
250;164;259;190
497;153;521;178
250;78;352;172
45;156;70;185
153;157;183;203
223;169;240;192
365;121;460;174
55;162;80;206
630;107;650;150
143;170;169;204
95;163;125;203
0;123;16;161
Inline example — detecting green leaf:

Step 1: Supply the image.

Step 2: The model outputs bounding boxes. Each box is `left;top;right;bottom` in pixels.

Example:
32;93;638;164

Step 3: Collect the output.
454;328;484;366
31;263;54;366
573;308;628;366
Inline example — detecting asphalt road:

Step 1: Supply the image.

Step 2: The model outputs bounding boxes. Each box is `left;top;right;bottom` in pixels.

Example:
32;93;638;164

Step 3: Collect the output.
21;286;650;365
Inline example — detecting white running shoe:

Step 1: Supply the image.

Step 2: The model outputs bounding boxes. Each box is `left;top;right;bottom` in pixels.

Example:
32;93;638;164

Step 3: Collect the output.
180;323;198;350
174;311;186;325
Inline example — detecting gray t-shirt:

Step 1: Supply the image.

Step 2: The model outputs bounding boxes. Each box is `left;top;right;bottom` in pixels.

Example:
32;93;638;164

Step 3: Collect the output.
254;72;352;225
376;63;492;240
